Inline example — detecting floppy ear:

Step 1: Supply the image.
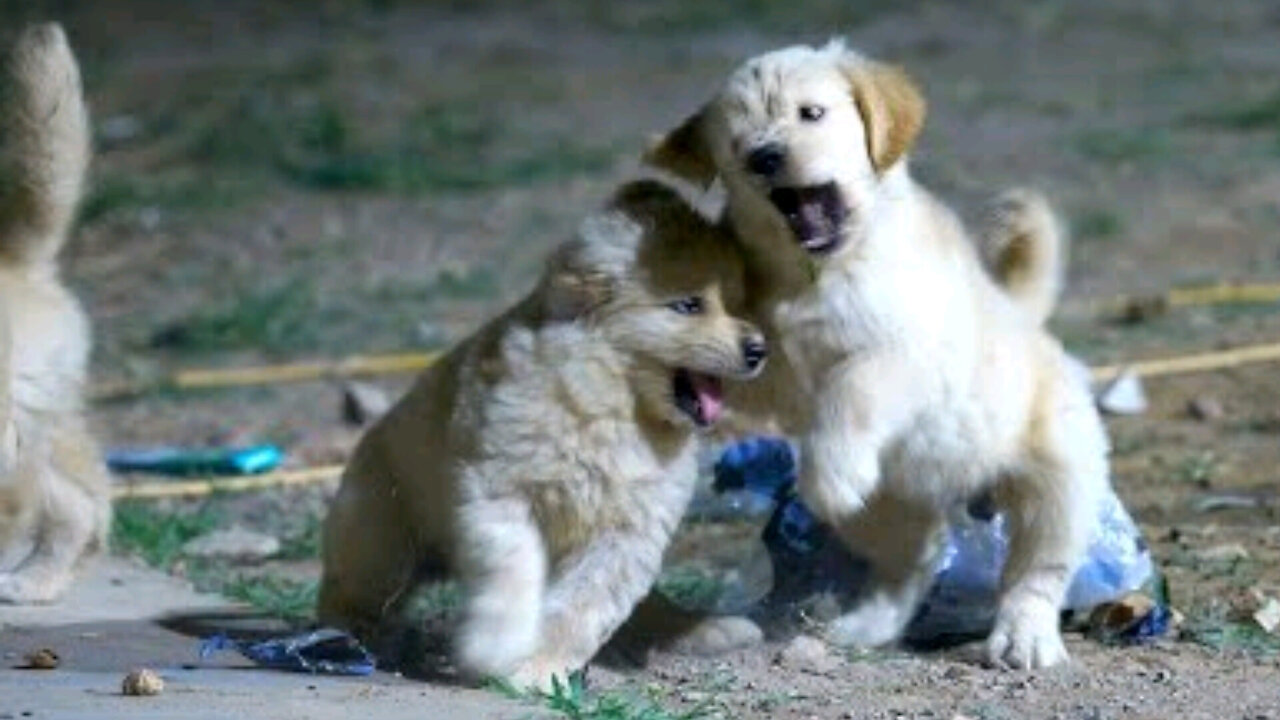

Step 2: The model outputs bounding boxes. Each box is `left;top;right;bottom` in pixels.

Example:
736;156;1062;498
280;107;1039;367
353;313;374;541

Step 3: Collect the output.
842;59;926;174
642;107;718;188
543;252;613;321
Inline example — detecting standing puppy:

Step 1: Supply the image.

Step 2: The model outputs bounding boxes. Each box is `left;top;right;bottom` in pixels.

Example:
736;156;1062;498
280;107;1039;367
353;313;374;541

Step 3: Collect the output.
0;24;110;604
646;41;1110;669
319;181;767;689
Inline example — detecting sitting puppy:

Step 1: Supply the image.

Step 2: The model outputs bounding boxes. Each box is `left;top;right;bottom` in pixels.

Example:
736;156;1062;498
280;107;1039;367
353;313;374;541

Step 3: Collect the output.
319;180;768;689
646;41;1110;669
0;24;111;603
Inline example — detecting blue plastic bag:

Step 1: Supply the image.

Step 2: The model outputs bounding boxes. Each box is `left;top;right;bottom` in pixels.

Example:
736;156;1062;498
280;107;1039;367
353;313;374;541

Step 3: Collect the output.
711;436;1157;642
200;628;375;675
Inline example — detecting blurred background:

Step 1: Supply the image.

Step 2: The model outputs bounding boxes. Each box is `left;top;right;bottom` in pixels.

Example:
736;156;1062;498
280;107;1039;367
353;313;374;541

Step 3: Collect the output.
6;0;1280;685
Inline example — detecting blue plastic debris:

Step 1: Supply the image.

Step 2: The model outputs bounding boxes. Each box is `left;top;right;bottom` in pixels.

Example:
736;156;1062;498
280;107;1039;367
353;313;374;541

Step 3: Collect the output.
711;436;1157;641
107;444;284;476
200;628;375;676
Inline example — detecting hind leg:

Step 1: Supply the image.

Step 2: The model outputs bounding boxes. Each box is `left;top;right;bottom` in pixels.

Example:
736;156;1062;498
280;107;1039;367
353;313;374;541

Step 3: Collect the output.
987;378;1107;669
317;472;421;638
452;498;547;683
824;491;946;649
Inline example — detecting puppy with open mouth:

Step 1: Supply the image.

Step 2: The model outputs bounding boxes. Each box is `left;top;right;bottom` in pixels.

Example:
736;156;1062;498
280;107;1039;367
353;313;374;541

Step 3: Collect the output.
646;41;1110;669
318;180;766;690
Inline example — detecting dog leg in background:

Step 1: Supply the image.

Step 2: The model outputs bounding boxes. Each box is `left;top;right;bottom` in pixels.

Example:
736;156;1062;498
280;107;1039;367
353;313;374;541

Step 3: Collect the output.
0;426;106;603
824;492;945;648
988;373;1107;669
0;24;90;265
453;499;547;683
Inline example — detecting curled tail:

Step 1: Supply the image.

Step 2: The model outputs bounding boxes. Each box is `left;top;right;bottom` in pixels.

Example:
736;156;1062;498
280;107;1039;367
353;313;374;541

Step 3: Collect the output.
0;23;89;268
981;188;1064;325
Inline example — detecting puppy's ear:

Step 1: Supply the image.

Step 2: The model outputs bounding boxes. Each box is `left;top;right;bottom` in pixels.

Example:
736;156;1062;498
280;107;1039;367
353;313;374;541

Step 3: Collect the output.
543;250;614;321
643;107;717;188
841;58;926;174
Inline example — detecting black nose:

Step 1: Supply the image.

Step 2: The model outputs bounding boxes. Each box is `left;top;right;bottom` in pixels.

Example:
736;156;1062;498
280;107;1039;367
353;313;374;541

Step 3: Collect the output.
742;336;768;371
746;144;785;177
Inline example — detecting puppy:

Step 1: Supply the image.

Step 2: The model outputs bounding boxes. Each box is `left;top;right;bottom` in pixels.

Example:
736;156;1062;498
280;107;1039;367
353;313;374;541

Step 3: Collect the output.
318;180;767;689
646;41;1110;669
0;24;111;604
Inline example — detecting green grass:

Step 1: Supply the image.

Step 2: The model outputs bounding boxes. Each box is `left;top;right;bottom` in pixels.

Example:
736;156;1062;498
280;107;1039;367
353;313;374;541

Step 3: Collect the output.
1182;604;1280;657
1189;90;1280;131
222;576;319;623
78;172;262;225
1172;451;1219;486
655;565;726;611
277;514;323;560
493;673;716;720
149;277;321;354
111;501;223;568
1074;208;1125;242
1074;128;1173;165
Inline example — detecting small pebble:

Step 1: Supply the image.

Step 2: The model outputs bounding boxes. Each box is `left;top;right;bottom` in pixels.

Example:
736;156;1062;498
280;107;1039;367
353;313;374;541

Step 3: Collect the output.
1097;369;1147;415
1187;395;1224;421
20;648;59;670
122;668;164;696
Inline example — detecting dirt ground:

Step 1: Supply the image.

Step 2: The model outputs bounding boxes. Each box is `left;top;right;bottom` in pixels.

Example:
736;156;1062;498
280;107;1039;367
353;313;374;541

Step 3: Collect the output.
9;0;1280;717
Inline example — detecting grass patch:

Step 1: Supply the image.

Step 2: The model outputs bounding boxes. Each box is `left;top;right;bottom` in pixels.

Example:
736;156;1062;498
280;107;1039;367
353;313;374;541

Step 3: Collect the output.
1075;128;1172;165
494;673;715;720
182;85;614;194
570;0;894;34
656;565;726;611
1189;90;1280;131
1074;208;1125;241
111;502;222;568
78;173;261;225
223;576;319;623
277;514;323;560
1183;605;1280;657
149;278;321;355
1172;451;1219;486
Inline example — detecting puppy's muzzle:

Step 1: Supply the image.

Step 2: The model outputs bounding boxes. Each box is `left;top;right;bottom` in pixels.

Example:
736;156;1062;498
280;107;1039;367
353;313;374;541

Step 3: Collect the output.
741;334;768;375
746;143;786;178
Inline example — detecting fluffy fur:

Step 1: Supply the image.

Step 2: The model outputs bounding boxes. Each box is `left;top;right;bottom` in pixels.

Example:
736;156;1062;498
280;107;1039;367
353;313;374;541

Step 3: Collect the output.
319;180;766;689
0;24;110;604
646;41;1110;669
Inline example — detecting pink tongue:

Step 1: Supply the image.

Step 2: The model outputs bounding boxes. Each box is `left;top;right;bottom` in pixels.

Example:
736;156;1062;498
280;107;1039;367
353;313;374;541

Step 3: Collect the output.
690;374;724;424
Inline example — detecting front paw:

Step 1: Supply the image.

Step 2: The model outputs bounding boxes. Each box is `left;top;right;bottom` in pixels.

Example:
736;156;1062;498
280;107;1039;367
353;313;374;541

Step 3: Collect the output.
507;656;577;694
986;597;1069;669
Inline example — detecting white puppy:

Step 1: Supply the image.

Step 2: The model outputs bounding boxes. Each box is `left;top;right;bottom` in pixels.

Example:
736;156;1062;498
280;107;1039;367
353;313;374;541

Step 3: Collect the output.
646;41;1110;669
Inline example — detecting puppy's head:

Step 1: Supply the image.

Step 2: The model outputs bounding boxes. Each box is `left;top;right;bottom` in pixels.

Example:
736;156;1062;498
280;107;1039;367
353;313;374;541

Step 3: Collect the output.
543;180;766;430
645;41;925;258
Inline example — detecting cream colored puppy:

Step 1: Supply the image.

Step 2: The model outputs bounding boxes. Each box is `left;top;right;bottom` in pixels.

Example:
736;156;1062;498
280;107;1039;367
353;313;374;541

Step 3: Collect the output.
0;24;111;604
318;180;767;689
647;41;1110;669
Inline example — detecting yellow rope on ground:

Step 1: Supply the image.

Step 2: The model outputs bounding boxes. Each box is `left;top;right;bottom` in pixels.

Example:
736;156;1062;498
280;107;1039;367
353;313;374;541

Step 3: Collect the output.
91;351;441;401
112;465;344;500
1091;341;1280;383
1095;281;1280;320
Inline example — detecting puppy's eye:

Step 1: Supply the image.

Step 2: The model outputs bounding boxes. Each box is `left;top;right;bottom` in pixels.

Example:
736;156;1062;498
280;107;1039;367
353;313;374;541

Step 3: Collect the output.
667;297;705;315
798;104;825;122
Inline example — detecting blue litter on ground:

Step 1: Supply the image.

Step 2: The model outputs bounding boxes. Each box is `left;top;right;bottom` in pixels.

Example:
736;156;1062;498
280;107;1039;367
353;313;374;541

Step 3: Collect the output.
712;435;1159;642
200;628;375;675
106;444;284;476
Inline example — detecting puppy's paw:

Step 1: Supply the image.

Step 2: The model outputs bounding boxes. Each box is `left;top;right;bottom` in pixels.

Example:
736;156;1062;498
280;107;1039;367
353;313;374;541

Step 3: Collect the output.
986;597;1069;669
0;571;64;605
669;615;763;656
507;655;577;695
825;595;912;649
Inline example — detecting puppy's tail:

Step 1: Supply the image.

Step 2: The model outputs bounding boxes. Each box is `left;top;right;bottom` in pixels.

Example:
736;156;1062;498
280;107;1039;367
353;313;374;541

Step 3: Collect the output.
981;188;1064;325
0;24;89;269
